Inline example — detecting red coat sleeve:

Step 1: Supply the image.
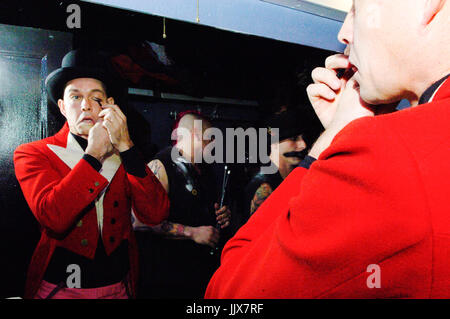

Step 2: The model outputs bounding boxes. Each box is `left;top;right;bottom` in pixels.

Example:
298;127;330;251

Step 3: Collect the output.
205;116;431;298
14;143;109;235
126;165;169;226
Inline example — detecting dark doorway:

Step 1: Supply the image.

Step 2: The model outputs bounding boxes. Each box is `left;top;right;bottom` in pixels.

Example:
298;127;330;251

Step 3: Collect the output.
0;23;72;298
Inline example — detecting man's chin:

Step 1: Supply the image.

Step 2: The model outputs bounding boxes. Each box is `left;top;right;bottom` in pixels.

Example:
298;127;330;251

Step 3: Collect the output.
359;83;399;106
76;123;93;137
357;86;381;106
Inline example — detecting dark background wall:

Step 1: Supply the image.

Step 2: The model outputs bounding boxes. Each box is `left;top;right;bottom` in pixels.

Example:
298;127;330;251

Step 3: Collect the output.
0;0;331;298
0;22;72;299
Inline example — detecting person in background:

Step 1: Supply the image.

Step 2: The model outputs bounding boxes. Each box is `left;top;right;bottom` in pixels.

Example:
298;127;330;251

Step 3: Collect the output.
244;108;316;220
133;110;231;298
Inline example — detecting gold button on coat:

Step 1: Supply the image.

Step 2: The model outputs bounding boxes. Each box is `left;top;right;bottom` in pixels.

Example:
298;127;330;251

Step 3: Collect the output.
81;239;88;246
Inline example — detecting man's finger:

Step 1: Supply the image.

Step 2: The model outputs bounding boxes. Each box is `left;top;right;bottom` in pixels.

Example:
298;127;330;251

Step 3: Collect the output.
100;108;122;124
102;119;112;133
215;206;227;215
101;104;126;121
221;221;230;229
216;214;229;222
324;54;351;71
307;83;337;101
102;115;119;133
311;68;342;91
98;107;118;118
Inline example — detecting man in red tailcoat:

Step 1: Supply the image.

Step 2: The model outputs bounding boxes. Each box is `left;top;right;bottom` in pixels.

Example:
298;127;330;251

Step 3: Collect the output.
205;0;450;298
14;50;169;299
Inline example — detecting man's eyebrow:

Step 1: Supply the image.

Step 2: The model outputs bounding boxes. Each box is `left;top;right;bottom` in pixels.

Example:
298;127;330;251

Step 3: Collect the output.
89;89;106;95
67;88;105;94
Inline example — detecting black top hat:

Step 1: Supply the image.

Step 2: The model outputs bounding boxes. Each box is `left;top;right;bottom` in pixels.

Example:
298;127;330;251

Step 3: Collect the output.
266;109;307;142
265;107;324;146
45;49;120;105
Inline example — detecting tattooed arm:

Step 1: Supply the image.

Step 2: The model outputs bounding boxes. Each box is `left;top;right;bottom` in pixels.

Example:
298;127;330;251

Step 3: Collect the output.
249;183;273;216
147;159;169;193
132;159;219;247
132;217;187;239
133;159;173;233
133;212;219;246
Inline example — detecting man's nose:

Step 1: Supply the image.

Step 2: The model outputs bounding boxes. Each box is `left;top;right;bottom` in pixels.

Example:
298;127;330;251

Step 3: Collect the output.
80;98;92;111
338;10;354;45
297;139;307;150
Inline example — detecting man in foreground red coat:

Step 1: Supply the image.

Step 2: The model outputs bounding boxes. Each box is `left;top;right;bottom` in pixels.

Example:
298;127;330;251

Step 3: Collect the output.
14;50;169;299
205;0;450;298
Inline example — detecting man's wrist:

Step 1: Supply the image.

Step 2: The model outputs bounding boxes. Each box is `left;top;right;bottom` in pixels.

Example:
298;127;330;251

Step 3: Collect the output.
116;139;134;153
85;148;104;163
184;226;194;239
309;127;340;159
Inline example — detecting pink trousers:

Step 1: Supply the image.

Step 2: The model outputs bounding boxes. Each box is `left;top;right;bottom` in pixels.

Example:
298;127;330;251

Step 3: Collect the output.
34;280;129;299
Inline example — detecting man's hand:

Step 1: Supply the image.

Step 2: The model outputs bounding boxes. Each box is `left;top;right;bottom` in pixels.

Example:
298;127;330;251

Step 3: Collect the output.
214;203;231;229
327;78;375;132
307;54;375;158
187;225;220;248
85;119;114;163
307;54;355;129
98;104;134;152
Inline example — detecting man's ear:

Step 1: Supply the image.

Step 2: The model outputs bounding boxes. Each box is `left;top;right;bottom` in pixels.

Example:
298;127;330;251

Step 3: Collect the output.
57;99;67;118
422;0;445;25
107;97;115;105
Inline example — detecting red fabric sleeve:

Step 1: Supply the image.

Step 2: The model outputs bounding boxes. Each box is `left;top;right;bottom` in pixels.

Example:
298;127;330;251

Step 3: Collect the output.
14;143;109;235
205;116;431;298
218;167;308;266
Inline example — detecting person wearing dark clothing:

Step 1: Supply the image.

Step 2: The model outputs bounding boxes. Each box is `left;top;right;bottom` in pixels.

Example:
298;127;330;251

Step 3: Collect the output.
244;108;319;220
133;111;231;298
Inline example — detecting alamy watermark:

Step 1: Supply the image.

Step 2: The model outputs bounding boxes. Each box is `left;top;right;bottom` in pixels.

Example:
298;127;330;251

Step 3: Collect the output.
66;4;81;29
171;120;280;174
66;263;81;288
366;264;381;289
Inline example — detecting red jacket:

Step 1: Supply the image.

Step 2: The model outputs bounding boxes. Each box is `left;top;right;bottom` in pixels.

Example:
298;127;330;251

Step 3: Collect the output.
205;78;450;298
14;123;169;298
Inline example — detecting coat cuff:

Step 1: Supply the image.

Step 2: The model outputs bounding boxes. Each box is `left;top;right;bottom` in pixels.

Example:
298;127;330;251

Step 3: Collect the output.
82;154;102;172
298;155;317;169
120;146;147;178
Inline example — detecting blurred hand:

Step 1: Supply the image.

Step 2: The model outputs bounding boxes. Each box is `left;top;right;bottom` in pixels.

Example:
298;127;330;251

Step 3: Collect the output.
214;203;231;229
189;225;220;248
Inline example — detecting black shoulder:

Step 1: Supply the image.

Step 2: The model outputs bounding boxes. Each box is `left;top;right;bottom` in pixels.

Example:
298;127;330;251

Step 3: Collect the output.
154;146;173;163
